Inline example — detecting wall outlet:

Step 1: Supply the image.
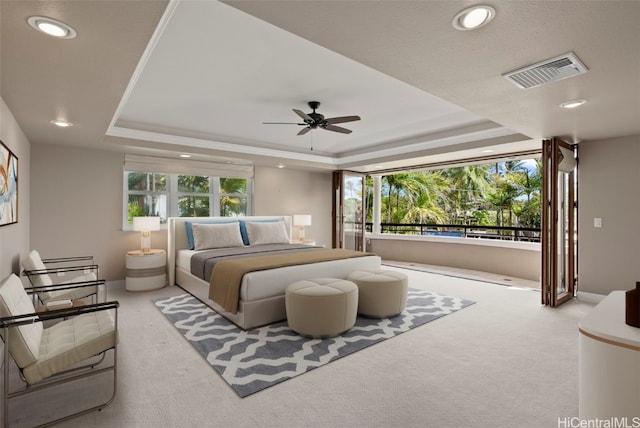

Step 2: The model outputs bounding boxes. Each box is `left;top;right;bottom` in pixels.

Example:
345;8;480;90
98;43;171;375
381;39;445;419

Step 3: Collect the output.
594;218;602;228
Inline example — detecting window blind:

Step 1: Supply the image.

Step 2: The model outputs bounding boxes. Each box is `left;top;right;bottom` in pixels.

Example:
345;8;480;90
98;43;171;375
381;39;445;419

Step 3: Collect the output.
124;154;253;178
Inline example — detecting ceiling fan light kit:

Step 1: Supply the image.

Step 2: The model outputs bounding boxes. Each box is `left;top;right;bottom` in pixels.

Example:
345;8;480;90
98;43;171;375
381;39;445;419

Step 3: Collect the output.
263;101;361;135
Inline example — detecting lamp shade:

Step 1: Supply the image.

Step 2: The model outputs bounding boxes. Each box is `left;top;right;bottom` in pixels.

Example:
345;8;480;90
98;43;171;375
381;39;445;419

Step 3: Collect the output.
132;216;160;232
293;214;312;226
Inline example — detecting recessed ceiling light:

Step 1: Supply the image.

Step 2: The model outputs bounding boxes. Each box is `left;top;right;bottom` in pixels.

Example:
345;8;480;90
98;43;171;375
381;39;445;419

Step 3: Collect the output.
277;163;285;169
179;154;192;158
50;119;73;128
28;16;77;39
452;5;496;30
559;99;588;109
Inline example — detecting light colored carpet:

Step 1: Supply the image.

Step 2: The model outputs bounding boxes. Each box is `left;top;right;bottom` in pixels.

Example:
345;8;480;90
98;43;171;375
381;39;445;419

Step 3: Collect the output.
8;264;595;428
155;289;474;397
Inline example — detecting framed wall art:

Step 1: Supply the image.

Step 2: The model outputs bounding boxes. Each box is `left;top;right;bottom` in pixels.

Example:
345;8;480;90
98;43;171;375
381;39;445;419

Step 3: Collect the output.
0;139;18;227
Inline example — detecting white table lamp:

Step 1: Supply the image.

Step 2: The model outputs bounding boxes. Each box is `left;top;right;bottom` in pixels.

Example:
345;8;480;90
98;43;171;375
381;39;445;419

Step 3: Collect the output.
133;216;160;253
293;214;312;241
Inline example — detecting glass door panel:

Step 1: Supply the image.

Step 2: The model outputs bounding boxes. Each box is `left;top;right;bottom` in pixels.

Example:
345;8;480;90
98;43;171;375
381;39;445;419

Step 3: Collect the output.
332;171;366;251
542;138;577;307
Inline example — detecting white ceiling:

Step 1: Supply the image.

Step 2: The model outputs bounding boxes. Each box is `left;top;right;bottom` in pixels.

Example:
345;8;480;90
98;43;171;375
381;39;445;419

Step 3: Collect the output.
2;1;639;173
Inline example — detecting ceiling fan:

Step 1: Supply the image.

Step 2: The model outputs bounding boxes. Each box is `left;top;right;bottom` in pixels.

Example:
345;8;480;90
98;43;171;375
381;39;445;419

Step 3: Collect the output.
263;101;361;135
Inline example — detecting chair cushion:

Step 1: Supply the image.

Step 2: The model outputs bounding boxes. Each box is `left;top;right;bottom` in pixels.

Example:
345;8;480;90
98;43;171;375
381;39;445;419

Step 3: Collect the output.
0;274;43;369
41;272;98;304
23;308;116;385
21;250;53;287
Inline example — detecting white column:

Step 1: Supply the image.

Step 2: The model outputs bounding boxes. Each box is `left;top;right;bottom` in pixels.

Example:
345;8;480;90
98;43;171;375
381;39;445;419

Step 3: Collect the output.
373;175;382;234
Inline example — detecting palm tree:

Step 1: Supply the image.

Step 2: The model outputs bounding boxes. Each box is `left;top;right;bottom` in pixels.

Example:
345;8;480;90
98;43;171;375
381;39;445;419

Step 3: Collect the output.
219;178;247;216
407;170;451;221
382;173;409;222
443;165;491;223
378;157;542;233
513;159;542;228
487;177;518;227
178;175;210;217
382;170;451;226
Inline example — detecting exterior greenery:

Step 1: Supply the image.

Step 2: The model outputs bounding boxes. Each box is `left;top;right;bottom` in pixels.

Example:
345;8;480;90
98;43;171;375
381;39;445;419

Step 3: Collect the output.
127;172;167;222
126;172;249;224
369;159;542;229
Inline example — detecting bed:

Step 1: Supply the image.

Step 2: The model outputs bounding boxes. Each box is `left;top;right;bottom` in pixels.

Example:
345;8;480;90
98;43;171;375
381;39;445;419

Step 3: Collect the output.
167;216;381;329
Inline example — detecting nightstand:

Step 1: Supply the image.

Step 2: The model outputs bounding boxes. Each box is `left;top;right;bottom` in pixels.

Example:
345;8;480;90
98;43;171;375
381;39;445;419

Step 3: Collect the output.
125;249;166;292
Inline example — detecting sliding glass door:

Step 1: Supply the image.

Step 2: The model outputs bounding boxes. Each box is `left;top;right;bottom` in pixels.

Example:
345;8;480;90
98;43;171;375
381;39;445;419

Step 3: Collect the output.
541;138;578;307
332;171;366;251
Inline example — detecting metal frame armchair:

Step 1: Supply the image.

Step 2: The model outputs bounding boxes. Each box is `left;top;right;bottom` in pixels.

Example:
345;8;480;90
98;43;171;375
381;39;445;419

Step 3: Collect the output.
0;273;118;427
21;250;105;306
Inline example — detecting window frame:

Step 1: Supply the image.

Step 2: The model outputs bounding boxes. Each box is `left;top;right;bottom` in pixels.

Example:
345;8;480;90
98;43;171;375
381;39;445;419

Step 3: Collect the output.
123;171;252;230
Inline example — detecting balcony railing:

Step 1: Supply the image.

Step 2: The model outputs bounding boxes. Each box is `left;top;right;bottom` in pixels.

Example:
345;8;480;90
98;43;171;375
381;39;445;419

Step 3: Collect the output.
364;223;541;242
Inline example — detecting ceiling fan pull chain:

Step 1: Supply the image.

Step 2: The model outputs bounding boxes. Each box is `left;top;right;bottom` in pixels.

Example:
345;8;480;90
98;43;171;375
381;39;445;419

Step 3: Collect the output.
310;130;314;151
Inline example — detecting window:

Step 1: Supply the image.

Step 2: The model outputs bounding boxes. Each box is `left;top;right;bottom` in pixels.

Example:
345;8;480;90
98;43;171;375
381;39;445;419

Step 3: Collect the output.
365;153;542;241
220;178;248;216
127;172;168;222
177;175;211;217
124;172;252;228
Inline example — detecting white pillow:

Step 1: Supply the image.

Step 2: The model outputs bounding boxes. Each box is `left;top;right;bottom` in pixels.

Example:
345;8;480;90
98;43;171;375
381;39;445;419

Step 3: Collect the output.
192;222;244;250
246;221;290;245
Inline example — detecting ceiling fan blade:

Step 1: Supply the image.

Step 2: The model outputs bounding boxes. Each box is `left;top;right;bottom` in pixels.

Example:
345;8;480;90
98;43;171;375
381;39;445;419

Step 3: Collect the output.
297;127;311;136
324;124;352;134
293;109;313;123
262;122;306;125
325;115;361;125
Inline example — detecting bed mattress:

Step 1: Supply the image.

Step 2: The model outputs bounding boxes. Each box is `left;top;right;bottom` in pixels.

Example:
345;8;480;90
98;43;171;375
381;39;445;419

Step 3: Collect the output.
177;246;381;303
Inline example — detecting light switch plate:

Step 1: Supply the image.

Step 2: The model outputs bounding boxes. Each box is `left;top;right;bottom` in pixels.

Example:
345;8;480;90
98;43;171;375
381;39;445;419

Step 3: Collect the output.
594;218;602;228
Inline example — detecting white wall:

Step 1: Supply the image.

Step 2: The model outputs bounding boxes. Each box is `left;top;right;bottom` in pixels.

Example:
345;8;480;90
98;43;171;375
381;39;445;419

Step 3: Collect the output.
0;97;30;279
253;166;332;247
30;144;138;281
578;135;640;295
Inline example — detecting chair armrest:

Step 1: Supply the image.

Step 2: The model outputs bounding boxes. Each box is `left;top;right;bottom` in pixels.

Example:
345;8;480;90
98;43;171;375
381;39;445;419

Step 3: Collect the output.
41;255;94;265
24;279;106;296
0;301;119;328
22;264;99;278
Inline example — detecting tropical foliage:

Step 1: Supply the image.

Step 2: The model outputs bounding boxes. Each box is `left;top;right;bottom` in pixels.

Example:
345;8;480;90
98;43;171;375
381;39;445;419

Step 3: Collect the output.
126;173;249;222
370;158;542;229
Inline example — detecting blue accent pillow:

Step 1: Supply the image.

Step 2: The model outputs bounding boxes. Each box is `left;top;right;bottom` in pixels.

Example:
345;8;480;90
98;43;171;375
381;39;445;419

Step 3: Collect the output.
185;219;238;250
239;219;280;245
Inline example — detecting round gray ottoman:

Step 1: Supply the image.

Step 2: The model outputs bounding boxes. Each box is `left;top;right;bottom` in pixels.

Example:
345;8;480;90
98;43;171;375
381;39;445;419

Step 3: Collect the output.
347;269;408;318
285;278;358;338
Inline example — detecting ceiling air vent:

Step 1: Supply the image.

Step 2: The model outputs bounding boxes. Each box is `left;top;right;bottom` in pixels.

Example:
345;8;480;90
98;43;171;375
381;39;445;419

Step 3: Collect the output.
502;52;588;89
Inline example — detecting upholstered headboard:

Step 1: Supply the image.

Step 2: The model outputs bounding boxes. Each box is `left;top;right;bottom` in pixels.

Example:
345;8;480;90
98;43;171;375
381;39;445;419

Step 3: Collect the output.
167;216;292;286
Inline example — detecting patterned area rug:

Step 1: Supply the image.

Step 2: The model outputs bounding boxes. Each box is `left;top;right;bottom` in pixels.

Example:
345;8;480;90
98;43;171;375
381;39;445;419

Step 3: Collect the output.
155;289;474;398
